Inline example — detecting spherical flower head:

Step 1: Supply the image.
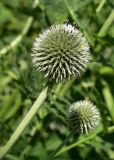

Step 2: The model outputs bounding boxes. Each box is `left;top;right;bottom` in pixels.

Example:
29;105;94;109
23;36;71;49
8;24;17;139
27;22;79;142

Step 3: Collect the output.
68;100;100;134
32;23;91;83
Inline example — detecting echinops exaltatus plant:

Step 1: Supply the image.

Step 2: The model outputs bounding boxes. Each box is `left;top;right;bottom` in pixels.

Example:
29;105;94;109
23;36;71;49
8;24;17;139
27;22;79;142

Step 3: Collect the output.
32;23;91;83
68;100;100;134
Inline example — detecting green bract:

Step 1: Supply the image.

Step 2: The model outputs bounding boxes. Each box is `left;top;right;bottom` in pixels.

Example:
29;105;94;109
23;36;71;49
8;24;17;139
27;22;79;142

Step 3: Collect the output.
32;23;90;83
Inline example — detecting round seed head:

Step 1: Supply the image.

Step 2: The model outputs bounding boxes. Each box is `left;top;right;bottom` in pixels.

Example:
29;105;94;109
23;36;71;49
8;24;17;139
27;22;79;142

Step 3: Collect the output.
68;100;100;134
32;23;91;83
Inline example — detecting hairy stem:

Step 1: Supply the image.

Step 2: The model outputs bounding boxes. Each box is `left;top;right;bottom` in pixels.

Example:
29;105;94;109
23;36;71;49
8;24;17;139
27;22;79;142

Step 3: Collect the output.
0;86;48;159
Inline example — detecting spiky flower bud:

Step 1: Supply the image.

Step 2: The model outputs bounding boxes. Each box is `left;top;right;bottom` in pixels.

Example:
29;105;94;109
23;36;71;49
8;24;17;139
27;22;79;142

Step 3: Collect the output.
32;23;90;83
68;100;100;134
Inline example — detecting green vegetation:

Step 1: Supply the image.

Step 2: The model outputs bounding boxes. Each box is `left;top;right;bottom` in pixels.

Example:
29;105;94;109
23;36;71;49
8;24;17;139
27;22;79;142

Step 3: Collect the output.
0;0;114;159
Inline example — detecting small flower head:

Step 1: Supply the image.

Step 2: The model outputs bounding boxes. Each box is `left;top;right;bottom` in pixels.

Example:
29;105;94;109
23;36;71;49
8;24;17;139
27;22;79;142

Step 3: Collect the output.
68;100;100;134
32;23;90;83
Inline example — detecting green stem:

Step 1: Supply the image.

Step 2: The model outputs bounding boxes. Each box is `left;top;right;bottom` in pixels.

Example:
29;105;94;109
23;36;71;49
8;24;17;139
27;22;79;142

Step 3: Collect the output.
63;0;94;46
60;79;74;97
56;132;97;156
5;154;18;160
0;86;48;159
0;18;32;57
52;83;63;101
49;132;74;159
107;125;114;133
98;9;114;37
96;0;106;13
56;125;102;156
55;125;114;156
63;0;81;27
0;0;39;57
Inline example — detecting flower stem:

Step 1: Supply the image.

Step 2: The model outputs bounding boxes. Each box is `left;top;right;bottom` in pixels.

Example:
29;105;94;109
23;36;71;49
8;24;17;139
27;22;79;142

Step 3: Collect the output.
63;0;81;27
59;79;74;97
56;128;102;156
63;0;94;46
98;9;114;37
0;86;48;159
55;124;114;156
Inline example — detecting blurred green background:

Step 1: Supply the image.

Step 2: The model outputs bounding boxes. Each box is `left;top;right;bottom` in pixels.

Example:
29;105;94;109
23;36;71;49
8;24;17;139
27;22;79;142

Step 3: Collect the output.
0;0;114;159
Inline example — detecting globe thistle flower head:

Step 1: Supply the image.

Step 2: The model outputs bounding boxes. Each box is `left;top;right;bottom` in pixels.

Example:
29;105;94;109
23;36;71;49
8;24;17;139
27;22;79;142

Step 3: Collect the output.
32;23;91;83
68;100;100;134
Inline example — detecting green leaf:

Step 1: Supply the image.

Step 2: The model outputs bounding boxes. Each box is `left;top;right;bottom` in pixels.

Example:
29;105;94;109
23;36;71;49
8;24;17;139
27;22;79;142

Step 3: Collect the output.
46;133;61;151
0;2;13;24
0;90;22;120
42;0;68;24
